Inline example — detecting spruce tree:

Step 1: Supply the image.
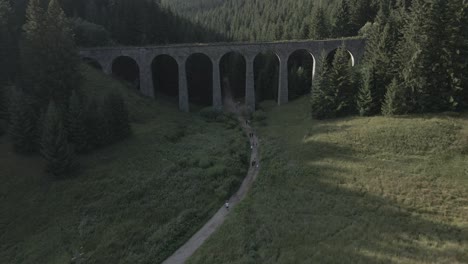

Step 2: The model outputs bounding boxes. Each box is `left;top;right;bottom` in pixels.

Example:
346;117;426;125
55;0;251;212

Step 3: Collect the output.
381;78;407;116
328;46;357;117
333;0;353;37
311;53;336;119
21;0;80;109
309;6;329;40
8;90;38;154
67;91;88;153
0;0;15;86
41;100;75;178
357;67;375;116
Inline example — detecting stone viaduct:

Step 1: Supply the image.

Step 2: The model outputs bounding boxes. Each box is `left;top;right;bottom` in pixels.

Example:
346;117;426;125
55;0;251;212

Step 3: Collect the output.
79;38;366;112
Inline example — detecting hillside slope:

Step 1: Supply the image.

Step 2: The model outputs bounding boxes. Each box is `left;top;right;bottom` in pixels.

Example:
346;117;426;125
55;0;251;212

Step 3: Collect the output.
161;0;379;41
189;97;468;264
0;66;249;264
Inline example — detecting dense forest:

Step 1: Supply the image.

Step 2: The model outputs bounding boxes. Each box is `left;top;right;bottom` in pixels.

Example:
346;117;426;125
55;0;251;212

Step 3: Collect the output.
161;0;410;41
1;0;467;175
163;0;467;116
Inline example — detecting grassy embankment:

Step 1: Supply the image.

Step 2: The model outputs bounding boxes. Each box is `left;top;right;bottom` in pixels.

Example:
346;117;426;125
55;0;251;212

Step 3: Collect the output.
189;97;468;264
0;65;249;264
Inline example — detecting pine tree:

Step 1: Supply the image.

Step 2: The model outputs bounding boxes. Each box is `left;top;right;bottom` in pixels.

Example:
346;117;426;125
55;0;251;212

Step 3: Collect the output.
8;90;38;154
41;100;75;178
357;67;375;116
0;0;15;86
311;53;336;119
67;91;88;153
328;46;357;116
362;4;402;111
309;6;329;40
21;0;80;109
381;78;407;116
333;0;353;37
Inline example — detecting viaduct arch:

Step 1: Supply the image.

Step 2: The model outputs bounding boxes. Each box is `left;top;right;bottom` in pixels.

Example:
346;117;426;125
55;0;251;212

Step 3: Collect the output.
79;38;366;112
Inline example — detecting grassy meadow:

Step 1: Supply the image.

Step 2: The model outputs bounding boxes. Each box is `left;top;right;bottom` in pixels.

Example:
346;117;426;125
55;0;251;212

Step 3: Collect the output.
0;66;249;264
188;97;468;264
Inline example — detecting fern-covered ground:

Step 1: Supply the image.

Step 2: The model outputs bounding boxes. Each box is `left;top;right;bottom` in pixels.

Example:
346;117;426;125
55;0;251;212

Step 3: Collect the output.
189;97;468;264
0;66;249;264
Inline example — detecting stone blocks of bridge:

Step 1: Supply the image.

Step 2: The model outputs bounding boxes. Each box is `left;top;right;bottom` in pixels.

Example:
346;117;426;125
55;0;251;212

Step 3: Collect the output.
80;39;366;113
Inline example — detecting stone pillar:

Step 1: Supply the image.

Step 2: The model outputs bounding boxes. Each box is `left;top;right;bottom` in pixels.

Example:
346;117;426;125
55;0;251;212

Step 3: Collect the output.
212;57;222;111
277;54;289;105
245;56;255;112
102;59;112;75
177;58;189;112
139;59;154;98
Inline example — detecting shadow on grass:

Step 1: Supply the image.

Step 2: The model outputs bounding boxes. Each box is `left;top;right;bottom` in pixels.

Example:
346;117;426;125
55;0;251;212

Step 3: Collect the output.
190;122;467;263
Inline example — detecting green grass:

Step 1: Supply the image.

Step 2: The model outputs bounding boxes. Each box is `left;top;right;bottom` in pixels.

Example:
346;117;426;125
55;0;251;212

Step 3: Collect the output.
0;65;249;264
188;97;468;264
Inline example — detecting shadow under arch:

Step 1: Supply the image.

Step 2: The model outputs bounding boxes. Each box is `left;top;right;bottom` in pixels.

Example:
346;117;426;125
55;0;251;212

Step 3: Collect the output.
186;53;213;109
82;57;103;71
112;56;140;90
152;54;179;102
254;51;280;106
220;51;246;109
326;48;355;67
287;49;316;101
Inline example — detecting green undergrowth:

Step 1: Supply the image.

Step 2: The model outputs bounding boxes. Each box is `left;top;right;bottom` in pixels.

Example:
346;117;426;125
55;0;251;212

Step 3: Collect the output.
0;65;249;264
189;97;468;264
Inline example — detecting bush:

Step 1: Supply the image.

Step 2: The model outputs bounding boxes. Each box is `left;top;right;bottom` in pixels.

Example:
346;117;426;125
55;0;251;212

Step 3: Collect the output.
165;125;186;143
72;18;111;47
199;107;222;122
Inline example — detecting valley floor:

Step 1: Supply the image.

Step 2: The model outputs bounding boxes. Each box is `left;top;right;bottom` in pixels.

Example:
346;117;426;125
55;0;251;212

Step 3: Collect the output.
188;97;468;264
0;66;250;264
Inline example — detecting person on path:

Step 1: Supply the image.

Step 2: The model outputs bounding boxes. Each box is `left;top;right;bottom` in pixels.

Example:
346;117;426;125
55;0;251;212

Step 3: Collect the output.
225;201;230;211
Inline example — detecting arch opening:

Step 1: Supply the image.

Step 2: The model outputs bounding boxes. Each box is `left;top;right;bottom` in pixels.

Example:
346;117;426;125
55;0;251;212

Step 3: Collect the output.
287;50;315;101
254;51;280;106
186;53;213;108
82;57;102;71
152;55;179;102
112;56;140;90
326;48;355;67
220;52;246;110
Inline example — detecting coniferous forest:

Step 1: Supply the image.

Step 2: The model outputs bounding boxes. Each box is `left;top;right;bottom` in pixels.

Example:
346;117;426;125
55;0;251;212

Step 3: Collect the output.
1;0;468;263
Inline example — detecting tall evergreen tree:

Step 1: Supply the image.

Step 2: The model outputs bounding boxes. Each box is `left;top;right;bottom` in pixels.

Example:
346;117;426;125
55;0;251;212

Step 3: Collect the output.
67;91;88;153
395;0;464;113
357;67;375;116
0;0;15;86
333;0;353;37
361;10;400;111
309;6;329;40
41;100;75;178
311;53;335;119
327;46;357;116
382;78;407;116
8;90;38;154
21;0;80;110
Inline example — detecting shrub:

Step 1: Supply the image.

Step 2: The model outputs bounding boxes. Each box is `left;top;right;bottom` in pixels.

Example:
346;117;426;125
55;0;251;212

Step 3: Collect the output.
199;107;221;122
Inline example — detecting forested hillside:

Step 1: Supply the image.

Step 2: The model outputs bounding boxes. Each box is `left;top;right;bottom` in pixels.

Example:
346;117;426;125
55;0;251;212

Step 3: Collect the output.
161;0;409;41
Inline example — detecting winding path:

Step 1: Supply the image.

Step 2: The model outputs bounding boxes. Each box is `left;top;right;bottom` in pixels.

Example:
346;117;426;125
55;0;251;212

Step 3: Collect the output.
162;87;261;264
